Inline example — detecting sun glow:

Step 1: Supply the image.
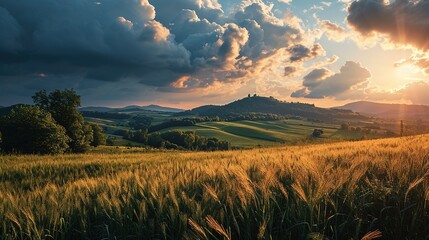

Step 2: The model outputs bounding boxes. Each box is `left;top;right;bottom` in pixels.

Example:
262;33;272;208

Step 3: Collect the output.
395;63;421;80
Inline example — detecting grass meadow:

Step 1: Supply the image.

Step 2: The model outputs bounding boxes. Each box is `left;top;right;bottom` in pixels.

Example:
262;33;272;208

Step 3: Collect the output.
1;135;429;239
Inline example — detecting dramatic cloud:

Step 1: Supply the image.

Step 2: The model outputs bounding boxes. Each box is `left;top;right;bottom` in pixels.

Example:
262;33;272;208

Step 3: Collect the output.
395;53;429;75
288;44;325;62
348;0;429;50
0;0;191;86
150;0;224;25
291;61;371;99
320;20;348;42
0;0;324;103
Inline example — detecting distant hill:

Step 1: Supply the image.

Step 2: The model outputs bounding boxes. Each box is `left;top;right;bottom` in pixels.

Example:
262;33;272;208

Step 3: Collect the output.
334;101;429;120
131;104;184;113
0;104;29;116
79;104;184;113
176;96;368;122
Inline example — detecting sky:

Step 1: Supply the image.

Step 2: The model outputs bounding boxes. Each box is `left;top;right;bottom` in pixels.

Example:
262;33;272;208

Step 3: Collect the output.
1;0;429;109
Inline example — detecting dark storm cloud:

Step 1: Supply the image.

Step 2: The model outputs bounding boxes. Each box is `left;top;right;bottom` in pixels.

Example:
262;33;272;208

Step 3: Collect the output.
291;61;371;99
348;0;429;50
0;0;324;105
0;7;21;52
0;0;191;86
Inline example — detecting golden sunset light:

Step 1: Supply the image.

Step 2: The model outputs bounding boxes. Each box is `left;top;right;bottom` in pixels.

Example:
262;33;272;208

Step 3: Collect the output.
1;1;429;239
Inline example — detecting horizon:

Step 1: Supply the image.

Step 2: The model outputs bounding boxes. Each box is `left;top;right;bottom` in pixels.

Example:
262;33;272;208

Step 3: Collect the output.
84;96;429;110
1;0;429;108
3;93;429;111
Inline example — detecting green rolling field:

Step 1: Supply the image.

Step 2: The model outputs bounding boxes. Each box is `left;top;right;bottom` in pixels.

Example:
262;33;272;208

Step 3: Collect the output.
86;115;385;148
158;120;352;148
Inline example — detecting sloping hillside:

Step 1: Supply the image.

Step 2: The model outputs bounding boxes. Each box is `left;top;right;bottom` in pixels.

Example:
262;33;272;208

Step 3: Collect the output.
177;95;368;122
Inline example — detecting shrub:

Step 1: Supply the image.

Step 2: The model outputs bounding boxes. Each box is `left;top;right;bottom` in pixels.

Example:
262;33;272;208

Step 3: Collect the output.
0;106;69;154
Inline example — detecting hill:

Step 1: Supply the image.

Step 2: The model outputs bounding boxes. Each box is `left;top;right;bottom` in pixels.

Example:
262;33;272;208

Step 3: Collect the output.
335;101;429;120
79;104;184;113
0;104;29;116
1;135;428;239
177;95;369;122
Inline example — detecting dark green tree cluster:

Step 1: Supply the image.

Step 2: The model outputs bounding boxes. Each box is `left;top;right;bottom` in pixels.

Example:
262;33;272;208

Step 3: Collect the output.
312;129;324;138
0;89;106;154
33;89;94;152
89;123;107;147
225;112;285;121
0;105;69;154
127;130;230;151
124;129;148;143
128;115;153;130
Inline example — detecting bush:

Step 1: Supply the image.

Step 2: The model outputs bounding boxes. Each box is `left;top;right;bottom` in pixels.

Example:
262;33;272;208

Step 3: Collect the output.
312;129;324;138
129;115;153;130
0;106;69;154
90;123;107;147
124;129;148;144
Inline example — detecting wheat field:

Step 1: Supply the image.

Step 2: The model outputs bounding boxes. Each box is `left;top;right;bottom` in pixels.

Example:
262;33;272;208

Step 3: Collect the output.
1;135;429;239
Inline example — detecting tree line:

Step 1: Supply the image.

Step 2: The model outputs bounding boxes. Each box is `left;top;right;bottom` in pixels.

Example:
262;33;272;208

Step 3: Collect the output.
123;129;231;151
0;89;106;154
0;89;232;154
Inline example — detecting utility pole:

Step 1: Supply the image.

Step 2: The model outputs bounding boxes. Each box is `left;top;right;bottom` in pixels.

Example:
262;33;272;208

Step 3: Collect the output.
400;120;404;137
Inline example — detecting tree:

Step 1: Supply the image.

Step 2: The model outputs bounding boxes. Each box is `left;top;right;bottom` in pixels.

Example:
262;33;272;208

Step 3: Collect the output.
148;132;163;148
90;123;106;147
33;89;91;152
0;106;69;154
129;115;153;130
340;123;349;130
312;129;324;138
132;129;148;144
